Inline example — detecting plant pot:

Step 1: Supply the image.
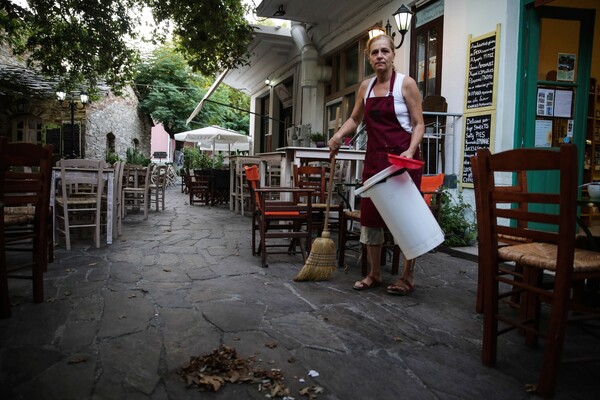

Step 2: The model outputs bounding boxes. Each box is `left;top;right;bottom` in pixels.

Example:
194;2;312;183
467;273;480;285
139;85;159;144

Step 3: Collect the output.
315;141;326;148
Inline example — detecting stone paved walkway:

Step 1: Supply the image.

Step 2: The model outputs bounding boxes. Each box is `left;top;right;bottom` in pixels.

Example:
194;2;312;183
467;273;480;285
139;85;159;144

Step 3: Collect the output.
1;183;599;399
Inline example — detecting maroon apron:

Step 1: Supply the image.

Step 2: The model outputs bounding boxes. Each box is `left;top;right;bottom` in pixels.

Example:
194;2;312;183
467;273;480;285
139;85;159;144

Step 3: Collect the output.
361;72;422;228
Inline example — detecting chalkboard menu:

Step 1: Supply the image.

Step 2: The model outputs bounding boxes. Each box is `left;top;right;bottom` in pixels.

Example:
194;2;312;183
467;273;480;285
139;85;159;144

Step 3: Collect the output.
461;26;500;188
465;28;499;112
460;113;494;185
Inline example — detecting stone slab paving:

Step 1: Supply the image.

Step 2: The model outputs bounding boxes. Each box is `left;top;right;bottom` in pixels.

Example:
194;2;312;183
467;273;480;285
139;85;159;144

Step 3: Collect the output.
1;182;599;399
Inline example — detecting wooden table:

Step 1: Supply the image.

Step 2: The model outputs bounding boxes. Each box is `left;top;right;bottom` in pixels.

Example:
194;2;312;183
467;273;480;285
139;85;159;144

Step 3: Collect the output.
51;167;115;245
269;146;366;206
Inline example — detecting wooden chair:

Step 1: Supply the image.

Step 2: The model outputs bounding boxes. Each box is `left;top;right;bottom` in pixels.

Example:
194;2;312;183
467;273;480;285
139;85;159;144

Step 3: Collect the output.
188;169;212;206
1;140;54;315
211;169;230;206
54;159;106;249
122;164;153;219
293;164;341;238
473;157;530;314
244;165;313;268
420;173;445;221
149;164;167;211
472;144;600;397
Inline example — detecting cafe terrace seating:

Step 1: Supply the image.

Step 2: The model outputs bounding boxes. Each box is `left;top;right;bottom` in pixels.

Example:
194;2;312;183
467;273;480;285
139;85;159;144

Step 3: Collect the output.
244;165;313;268
1;138;54;317
472;144;600;397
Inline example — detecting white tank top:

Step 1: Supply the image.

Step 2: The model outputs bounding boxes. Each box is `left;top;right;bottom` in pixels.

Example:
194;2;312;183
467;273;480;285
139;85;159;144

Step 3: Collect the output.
365;72;412;133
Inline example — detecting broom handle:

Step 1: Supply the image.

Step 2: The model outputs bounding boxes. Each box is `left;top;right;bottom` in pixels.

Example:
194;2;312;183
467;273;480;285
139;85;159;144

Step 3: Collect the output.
323;107;340;232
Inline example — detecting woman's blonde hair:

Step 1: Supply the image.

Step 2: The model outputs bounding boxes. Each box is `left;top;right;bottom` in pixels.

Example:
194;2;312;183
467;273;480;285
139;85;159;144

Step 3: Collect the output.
365;34;395;55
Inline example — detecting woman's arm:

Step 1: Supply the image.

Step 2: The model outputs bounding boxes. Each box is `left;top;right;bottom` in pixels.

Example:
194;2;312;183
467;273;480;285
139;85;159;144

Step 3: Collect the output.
401;76;424;159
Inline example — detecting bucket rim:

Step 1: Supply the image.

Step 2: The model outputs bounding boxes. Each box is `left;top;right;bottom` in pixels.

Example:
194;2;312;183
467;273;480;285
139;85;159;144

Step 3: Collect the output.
355;164;403;196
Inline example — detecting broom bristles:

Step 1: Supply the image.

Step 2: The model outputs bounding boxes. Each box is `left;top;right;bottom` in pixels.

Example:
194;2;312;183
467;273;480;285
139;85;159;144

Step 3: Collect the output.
293;231;336;282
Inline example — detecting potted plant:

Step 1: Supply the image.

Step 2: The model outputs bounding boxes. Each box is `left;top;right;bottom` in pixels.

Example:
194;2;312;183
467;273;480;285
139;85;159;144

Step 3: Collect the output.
308;131;327;147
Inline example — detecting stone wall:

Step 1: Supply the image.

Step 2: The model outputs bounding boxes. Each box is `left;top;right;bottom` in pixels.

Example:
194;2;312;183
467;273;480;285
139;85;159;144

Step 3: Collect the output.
85;87;152;160
0;41;151;160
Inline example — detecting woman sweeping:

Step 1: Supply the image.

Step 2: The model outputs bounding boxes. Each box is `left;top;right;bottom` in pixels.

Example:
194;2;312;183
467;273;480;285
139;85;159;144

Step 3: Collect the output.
328;33;425;295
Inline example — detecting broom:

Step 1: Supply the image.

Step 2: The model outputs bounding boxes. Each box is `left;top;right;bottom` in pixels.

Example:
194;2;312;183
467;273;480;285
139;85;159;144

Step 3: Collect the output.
294;110;340;282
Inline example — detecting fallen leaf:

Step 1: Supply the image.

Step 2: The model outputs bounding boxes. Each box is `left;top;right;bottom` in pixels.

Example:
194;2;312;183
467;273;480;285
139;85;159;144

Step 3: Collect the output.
63;291;72;297
178;346;294;396
118;315;127;319
393;336;402;342
525;383;537;393
265;341;278;349
163;268;171;272
89;263;96;266
67;356;88;364
128;294;137;299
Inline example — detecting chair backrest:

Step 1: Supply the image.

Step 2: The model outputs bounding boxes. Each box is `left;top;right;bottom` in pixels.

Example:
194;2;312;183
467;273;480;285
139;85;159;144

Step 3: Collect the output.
293;165;326;204
244;165;261;210
422;95;448;131
473;145;578;272
152;165;168;188
420;173;445;205
113;161;125;202
124;164;152;189
57;159;105;204
3;142;53;213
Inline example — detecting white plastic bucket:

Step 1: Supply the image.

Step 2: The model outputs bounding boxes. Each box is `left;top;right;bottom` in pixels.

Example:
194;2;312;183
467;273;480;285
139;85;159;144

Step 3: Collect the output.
354;165;445;260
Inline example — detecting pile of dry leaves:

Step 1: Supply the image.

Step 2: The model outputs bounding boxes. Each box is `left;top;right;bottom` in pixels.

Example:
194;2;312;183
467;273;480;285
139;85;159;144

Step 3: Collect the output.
178;345;323;399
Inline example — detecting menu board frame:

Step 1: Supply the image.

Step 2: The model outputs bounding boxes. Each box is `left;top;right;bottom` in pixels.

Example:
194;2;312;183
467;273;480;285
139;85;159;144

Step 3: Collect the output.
459;111;495;188
464;26;501;113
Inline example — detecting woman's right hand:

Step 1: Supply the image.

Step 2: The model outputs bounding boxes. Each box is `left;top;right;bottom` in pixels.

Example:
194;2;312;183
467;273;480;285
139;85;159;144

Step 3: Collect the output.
328;135;343;157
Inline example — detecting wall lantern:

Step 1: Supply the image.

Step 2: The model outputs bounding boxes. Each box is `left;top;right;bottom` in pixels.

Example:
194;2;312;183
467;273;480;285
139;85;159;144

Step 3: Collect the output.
369;4;413;48
56;90;89;158
387;4;413;48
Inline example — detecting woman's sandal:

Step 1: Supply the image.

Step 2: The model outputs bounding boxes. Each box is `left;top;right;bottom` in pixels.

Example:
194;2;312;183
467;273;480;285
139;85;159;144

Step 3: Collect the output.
387;278;415;296
353;275;382;291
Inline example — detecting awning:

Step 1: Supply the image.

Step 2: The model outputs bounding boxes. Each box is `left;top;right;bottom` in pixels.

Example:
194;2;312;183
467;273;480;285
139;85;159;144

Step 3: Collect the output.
186;68;229;125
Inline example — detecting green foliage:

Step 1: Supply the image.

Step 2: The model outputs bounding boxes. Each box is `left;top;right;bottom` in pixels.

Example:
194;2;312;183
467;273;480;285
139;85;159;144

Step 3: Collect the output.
308;132;326;143
1;1;254;94
182;146;224;170
154;0;255;76
439;189;477;247
135;45;205;135
126;148;151;166
134;44;250;136
105;151;121;165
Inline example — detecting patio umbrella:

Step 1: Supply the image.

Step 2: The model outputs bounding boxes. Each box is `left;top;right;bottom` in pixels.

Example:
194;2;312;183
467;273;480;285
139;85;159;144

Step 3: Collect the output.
174;125;251;165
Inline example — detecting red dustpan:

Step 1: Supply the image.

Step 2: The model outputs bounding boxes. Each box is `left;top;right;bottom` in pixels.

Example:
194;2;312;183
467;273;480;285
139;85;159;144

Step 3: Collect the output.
388;154;425;169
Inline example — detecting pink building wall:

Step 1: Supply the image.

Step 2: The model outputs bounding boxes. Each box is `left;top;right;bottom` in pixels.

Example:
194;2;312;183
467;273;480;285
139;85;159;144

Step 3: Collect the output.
150;123;174;163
